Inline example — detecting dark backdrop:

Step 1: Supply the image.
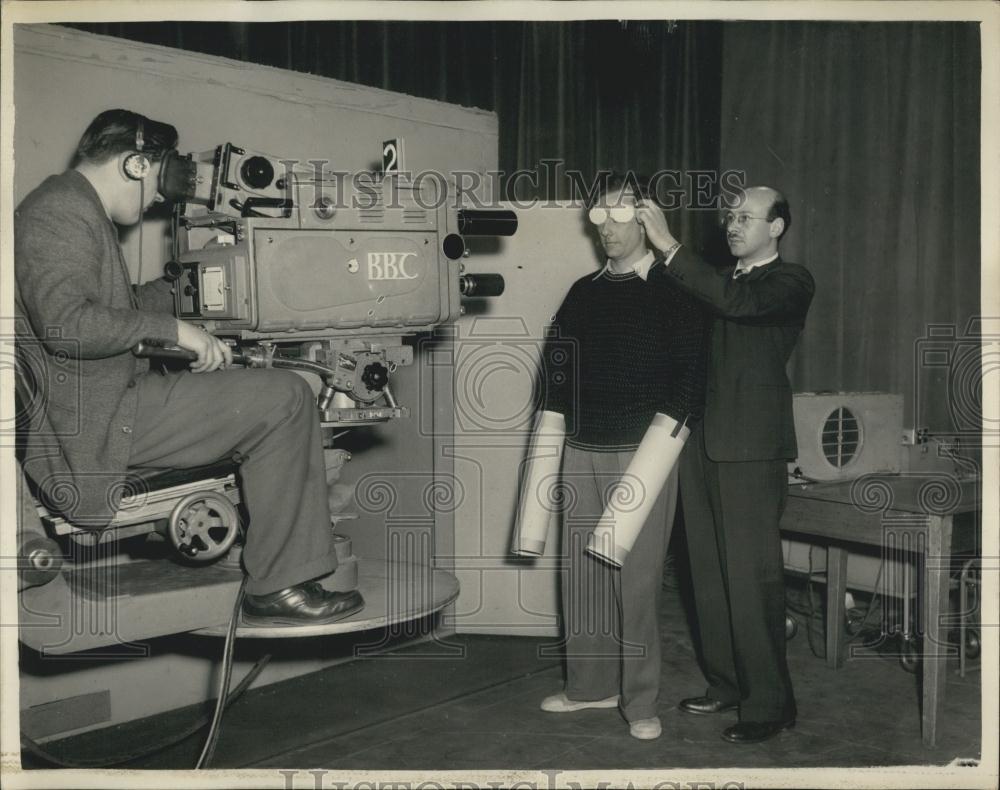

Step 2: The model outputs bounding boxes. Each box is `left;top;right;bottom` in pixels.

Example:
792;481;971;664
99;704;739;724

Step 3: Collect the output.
719;22;981;429
71;20;983;431
71;20;725;255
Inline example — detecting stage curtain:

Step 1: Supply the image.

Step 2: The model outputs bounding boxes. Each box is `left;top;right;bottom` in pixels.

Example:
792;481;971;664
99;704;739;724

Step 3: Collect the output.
70;20;723;253
719;22;981;431
69;21;982;429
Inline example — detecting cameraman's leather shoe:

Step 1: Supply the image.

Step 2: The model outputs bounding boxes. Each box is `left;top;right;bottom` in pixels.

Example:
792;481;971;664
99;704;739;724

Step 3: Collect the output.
678;696;738;716
243;580;364;626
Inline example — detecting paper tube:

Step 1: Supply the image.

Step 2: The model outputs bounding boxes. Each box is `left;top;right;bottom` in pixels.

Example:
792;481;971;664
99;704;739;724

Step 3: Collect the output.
585;413;691;567
511;410;566;556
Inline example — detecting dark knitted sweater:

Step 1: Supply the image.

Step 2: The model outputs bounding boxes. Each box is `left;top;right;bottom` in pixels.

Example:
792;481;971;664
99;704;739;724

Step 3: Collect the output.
542;259;709;450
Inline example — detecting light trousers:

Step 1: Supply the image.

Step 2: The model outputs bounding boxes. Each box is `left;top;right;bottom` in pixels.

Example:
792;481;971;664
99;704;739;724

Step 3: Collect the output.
559;443;679;722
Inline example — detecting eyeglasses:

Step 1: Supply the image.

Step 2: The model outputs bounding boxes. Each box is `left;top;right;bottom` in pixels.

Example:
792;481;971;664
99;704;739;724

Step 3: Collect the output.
720;212;771;228
588;205;636;225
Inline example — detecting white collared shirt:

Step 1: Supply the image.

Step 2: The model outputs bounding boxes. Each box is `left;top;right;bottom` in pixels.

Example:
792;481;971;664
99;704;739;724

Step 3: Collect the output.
660;244;777;279
733;252;779;279
594;250;657;281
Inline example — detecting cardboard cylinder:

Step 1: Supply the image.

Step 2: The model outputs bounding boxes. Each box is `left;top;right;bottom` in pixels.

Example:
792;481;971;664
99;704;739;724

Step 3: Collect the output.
585;413;690;566
511;410;566;556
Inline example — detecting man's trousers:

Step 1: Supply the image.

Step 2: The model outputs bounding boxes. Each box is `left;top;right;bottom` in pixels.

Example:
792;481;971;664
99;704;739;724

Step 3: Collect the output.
679;421;796;722
560;444;679;723
129;368;338;595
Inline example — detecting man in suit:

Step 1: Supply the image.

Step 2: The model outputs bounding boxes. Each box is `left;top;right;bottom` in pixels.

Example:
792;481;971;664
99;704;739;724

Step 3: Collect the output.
636;185;814;743
15;109;363;625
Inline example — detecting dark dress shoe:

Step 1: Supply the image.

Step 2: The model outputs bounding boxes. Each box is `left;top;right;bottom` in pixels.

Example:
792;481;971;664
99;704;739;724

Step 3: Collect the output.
679;696;739;715
721;719;795;744
243;580;364;626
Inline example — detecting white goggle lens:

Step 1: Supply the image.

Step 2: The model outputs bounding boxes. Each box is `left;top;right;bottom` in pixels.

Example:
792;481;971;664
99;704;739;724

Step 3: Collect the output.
609;206;635;223
588;206;636;224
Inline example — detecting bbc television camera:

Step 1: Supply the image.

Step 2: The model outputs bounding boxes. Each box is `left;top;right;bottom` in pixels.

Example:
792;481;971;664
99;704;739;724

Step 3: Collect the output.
18;141;515;656
18;142;515;612
149;141;514;427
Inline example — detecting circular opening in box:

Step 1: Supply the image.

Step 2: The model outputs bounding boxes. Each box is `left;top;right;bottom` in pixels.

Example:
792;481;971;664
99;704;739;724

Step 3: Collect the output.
821;406;862;468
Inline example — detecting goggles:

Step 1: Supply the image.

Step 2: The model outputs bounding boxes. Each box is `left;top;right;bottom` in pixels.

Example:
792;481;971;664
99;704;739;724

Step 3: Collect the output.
588;205;636;225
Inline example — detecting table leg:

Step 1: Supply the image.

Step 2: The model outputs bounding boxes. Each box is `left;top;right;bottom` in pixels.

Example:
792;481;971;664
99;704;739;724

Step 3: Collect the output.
922;514;953;747
826;545;848;669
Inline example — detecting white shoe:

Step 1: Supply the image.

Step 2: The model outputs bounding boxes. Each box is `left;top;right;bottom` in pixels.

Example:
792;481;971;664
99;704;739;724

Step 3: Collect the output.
540;692;620;713
629;717;662;740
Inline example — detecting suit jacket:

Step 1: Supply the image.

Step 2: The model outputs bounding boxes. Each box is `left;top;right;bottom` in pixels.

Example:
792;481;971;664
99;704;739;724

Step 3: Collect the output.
655;246;814;462
15;170;178;527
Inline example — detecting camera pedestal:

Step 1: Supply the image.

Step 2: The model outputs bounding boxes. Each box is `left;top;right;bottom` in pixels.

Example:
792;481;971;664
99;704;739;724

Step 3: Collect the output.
191;557;459;639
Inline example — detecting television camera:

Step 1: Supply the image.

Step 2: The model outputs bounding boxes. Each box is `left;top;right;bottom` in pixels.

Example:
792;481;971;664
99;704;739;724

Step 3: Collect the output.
17;141;514;652
149;141;514;426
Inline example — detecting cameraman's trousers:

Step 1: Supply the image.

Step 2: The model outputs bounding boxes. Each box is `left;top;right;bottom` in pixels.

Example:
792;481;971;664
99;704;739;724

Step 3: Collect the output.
559;444;679;723
129;368;338;595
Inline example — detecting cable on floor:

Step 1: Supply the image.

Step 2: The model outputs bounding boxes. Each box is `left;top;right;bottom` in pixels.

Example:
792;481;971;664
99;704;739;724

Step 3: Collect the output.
196;575;247;768
22;577;262;769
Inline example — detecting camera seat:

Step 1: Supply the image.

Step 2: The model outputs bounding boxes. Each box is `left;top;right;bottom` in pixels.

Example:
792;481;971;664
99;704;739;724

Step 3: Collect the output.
38;460;242;562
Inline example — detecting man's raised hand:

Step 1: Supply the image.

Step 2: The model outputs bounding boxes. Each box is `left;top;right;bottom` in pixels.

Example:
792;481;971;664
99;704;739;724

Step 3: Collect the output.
635;205;678;255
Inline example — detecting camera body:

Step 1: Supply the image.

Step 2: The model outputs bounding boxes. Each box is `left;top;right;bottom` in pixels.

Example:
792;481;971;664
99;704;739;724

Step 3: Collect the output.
169;143;510;424
174;144;464;339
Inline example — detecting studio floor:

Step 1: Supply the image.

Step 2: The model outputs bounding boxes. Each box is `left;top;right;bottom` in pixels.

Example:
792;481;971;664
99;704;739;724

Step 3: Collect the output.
28;570;983;774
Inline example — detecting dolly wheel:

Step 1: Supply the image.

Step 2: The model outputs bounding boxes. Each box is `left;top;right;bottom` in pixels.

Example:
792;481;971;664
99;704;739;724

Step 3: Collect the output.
168;491;239;561
899;636;921;673
965;629;981;660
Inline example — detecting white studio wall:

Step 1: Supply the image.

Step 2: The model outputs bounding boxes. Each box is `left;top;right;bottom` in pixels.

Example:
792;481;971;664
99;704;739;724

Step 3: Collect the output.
12;21;501;561
12;23;499;737
448;203;604;635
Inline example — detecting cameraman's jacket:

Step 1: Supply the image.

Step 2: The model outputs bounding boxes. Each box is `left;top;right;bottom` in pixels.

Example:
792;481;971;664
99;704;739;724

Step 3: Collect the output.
15;170;178;528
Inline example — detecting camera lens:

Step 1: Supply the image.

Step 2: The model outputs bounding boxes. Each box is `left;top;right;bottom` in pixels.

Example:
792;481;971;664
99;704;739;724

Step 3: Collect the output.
240;156;275;190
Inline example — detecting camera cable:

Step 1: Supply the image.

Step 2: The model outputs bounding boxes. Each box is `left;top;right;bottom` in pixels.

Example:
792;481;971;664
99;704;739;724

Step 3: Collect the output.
21;576;263;769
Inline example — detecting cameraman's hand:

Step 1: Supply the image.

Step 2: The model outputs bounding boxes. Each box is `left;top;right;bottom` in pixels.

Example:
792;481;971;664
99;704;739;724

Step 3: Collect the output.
636;205;679;255
175;321;232;373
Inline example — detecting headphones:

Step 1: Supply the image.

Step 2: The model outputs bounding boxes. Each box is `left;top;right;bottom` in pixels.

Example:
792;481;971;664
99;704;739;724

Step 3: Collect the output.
122;118;151;180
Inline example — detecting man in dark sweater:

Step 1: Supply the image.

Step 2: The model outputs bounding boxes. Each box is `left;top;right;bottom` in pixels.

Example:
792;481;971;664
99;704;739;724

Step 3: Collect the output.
638;186;814;744
538;176;708;740
15;109;363;625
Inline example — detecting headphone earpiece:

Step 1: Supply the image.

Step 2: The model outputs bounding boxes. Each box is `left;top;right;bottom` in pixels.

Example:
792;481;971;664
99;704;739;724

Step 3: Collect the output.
123;153;150;180
122;118;150;180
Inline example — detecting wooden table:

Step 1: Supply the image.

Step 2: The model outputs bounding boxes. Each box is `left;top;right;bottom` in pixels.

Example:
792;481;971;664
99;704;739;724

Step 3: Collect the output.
780;474;981;747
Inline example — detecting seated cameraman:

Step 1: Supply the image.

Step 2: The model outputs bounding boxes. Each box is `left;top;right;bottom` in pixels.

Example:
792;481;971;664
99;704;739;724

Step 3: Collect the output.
14;108;363;626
